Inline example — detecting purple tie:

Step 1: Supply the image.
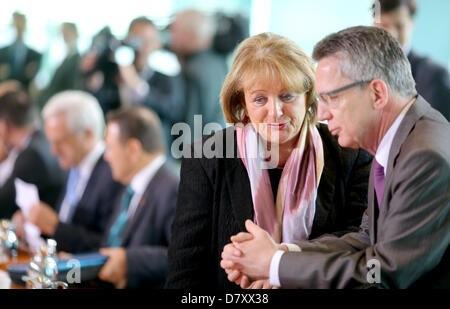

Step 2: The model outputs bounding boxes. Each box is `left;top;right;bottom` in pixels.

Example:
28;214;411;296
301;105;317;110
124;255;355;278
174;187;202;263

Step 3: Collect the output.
373;159;385;208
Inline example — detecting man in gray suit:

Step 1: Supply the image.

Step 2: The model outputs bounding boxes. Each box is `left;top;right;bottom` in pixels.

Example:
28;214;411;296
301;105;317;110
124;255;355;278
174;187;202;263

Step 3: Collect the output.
169;9;228;130
38;23;82;107
220;26;450;289
98;106;178;288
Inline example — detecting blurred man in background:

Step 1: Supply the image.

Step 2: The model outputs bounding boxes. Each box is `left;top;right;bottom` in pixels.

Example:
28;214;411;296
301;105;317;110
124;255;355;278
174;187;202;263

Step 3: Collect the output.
0;81;23;187
38;23;82;107
118;17;185;152
373;0;450;121
0;12;42;89
0;89;63;219
15;90;123;253
99;106;178;288
169;9;228;133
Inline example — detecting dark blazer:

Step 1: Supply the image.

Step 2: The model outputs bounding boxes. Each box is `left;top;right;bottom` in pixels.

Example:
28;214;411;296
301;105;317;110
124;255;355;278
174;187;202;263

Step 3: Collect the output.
0;44;42;88
278;97;450;289
165;124;373;289
0;130;64;219
182;49;228;129
39;52;82;107
408;50;450;121
101;162;179;288
52;155;123;253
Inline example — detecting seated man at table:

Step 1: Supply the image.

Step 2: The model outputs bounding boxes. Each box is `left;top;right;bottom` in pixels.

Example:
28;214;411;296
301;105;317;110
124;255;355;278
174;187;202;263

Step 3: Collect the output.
98;106;178;288
0;89;63;219
13;90;122;253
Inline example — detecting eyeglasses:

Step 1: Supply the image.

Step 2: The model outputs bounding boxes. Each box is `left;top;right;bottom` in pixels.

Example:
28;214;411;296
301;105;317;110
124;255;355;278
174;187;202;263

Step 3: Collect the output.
318;79;373;107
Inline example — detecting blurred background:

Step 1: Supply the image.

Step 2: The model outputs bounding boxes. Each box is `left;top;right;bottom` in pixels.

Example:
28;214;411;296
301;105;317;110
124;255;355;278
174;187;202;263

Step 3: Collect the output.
1;0;448;92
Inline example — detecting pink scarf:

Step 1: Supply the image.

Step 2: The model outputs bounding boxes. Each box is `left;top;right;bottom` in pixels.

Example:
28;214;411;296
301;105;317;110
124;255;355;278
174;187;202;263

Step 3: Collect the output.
236;120;324;243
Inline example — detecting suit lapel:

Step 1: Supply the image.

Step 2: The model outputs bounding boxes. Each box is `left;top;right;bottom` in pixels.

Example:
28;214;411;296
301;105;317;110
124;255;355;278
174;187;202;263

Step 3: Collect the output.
70;156;103;221
312;131;336;231
377;97;428;223
120;165;165;246
224;156;254;231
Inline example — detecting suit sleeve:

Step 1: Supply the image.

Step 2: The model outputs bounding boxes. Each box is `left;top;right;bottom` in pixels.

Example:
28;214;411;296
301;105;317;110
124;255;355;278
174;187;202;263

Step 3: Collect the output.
165;156;214;288
279;150;450;288
0;148;51;218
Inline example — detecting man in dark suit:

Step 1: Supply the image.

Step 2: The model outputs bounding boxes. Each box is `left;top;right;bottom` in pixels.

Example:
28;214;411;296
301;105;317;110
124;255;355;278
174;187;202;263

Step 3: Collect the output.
0;89;63;219
14;90;123;253
38;23;82;108
373;0;450;121
0;12;42;89
99;106;178;289
113;17;185;151
221;26;449;288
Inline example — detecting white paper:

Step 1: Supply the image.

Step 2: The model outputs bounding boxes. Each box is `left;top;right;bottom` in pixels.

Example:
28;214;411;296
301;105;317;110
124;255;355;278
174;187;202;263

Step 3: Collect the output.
14;178;39;217
14;178;46;251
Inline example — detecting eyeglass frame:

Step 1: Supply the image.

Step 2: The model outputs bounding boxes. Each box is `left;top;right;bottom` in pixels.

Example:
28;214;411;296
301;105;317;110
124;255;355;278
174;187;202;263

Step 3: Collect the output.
318;79;373;107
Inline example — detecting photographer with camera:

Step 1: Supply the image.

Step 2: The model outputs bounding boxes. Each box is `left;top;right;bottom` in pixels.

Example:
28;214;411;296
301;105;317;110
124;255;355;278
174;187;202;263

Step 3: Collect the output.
81;17;185;150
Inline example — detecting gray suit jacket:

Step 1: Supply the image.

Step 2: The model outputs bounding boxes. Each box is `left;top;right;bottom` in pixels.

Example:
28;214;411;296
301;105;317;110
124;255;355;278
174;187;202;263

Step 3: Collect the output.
279;96;450;288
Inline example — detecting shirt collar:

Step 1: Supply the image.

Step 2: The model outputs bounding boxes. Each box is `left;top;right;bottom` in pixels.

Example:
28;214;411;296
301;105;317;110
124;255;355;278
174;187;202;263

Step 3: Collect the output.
129;155;166;197
76;141;105;179
403;44;412;57
375;98;416;173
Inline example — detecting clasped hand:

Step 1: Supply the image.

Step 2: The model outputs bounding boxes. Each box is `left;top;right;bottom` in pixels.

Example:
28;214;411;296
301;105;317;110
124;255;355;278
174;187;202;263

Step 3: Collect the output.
220;220;283;289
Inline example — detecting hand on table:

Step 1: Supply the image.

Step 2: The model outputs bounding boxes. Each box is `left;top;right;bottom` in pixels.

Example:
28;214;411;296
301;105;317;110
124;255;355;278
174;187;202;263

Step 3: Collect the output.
99;247;128;289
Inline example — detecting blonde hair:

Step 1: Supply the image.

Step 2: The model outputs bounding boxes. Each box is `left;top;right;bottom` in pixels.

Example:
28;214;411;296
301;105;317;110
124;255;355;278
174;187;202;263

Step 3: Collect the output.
221;32;317;125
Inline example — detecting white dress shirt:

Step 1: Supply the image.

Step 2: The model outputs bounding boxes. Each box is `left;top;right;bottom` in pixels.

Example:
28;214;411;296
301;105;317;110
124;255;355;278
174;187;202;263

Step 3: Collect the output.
127;155;166;219
268;99;416;287
59;142;105;223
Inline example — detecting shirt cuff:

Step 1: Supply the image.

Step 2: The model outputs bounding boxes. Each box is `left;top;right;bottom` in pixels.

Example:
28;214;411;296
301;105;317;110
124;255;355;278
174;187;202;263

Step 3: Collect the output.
281;243;302;252
269;250;285;287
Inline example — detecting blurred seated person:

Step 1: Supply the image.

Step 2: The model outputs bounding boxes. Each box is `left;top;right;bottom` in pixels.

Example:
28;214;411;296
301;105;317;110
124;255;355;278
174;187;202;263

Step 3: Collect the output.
98;106;178;288
0;89;63;219
0;12;42;89
13;90;123;253
0;81;23;186
169;9;228;130
38;22;82;107
373;0;450;121
165;33;372;289
118;16;185;151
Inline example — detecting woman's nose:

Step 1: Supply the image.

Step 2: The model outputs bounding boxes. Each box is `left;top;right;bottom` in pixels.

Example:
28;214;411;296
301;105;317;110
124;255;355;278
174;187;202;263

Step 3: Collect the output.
267;97;283;120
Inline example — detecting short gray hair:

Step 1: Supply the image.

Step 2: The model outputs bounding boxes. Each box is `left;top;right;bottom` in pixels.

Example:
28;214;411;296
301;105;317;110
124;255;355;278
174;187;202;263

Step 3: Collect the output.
42;90;105;139
313;26;417;98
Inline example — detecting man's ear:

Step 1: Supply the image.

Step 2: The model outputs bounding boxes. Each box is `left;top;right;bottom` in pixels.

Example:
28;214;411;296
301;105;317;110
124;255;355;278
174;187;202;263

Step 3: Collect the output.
369;79;389;110
84;128;94;140
126;138;143;158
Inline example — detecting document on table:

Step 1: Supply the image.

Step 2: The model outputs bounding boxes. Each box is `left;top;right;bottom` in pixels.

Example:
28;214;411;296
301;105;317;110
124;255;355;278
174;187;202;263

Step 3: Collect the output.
14;178;46;251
